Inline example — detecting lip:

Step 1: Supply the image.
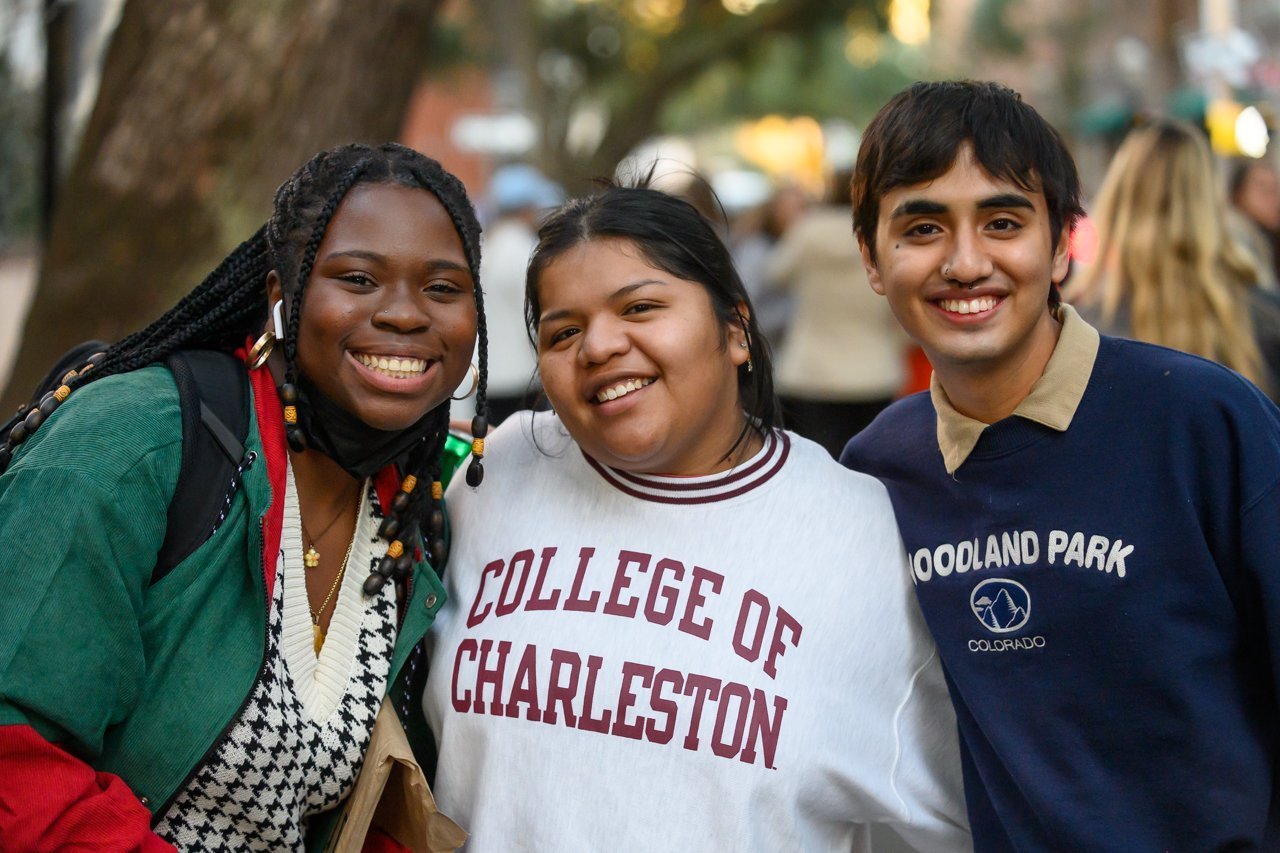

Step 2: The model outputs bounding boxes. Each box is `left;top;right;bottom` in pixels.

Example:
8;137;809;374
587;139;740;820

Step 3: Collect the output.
345;349;441;394
584;374;657;416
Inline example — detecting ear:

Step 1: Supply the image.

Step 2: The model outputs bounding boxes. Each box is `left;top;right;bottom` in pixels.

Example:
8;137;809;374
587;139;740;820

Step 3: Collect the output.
266;270;283;307
265;271;287;338
859;237;885;295
1050;225;1072;285
729;301;751;368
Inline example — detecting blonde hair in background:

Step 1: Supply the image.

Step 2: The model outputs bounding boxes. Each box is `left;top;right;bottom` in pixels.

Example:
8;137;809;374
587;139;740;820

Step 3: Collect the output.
1073;120;1267;389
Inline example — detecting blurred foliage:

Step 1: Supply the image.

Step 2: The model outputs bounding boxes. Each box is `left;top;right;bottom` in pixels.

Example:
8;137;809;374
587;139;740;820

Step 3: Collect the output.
662;27;922;131
431;0;926;181
972;0;1025;57
0;50;39;246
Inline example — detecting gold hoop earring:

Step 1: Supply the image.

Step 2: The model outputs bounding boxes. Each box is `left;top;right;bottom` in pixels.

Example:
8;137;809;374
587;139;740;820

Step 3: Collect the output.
248;330;276;370
451;363;480;400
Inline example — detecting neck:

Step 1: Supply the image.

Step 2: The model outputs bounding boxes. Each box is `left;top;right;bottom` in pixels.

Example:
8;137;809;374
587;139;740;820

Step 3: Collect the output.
288;445;360;513
933;313;1063;424
716;426;765;473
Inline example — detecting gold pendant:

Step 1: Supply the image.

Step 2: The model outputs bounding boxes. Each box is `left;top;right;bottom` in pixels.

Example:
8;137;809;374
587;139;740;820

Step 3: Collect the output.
313;623;325;654
304;546;320;569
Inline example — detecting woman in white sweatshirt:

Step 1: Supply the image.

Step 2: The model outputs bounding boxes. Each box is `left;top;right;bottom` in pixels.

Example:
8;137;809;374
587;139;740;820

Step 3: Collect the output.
425;183;970;853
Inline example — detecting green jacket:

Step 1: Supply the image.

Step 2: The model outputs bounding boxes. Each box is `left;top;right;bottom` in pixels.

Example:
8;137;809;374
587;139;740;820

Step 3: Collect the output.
0;364;455;844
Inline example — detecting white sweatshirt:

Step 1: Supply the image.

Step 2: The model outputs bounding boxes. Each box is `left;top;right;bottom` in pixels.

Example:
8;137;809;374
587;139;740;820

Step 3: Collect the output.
425;413;970;852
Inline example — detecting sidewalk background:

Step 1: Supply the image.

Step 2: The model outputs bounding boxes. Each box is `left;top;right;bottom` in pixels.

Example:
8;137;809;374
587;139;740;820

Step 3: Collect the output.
0;250;38;399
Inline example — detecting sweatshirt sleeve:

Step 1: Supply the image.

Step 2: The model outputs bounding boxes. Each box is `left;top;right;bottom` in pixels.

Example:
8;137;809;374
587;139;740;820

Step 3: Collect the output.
1239;467;1280;714
1224;382;1280;716
871;541;973;853
0;369;181;849
0;725;175;851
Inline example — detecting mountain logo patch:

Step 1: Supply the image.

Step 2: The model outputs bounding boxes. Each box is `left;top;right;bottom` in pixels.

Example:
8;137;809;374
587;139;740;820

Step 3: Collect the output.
970;578;1031;634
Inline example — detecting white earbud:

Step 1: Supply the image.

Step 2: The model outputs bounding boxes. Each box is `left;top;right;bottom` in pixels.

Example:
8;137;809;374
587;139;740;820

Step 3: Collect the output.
272;300;285;340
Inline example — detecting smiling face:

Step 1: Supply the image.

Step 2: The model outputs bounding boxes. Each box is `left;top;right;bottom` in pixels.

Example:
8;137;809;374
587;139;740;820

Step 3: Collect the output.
272;182;477;431
534;237;752;476
862;145;1070;387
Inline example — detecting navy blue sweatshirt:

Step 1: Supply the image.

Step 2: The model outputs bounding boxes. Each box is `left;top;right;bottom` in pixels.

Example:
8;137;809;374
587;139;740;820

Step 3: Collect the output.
842;335;1280;851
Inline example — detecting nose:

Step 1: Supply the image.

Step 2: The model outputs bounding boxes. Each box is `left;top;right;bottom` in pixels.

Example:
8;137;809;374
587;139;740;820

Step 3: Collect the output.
577;317;629;366
942;230;994;285
373;284;429;334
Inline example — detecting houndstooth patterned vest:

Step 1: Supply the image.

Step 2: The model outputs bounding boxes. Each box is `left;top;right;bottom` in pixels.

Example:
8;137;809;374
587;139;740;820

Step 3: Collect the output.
155;479;396;851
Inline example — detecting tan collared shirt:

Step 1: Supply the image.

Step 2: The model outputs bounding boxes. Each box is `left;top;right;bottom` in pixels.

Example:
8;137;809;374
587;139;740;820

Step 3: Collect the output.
931;304;1100;473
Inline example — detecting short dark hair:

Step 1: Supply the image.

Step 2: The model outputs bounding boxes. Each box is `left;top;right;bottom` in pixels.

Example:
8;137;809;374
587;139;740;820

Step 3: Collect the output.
853;80;1085;265
525;182;780;453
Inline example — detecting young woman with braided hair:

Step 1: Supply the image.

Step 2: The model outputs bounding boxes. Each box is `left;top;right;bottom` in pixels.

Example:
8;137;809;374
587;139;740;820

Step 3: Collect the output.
0;142;488;851
424;184;969;851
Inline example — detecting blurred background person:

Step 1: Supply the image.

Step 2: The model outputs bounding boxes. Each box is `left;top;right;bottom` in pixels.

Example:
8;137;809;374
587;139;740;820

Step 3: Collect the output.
731;184;811;353
767;169;907;456
1070;120;1280;400
1228;157;1280;289
479;163;563;425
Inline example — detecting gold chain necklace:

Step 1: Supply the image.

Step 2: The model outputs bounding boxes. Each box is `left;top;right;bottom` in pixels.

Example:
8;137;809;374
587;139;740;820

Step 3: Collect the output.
308;490;363;654
298;486;359;570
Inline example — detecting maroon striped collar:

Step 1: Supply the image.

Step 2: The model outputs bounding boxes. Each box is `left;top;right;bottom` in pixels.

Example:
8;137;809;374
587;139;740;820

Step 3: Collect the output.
583;430;790;504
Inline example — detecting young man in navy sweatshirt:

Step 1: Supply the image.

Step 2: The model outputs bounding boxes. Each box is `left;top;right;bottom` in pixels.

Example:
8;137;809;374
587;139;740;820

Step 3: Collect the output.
841;80;1280;850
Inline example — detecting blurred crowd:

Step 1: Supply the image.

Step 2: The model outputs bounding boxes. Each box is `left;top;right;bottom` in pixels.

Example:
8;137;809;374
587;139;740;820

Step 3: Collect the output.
478;131;1280;457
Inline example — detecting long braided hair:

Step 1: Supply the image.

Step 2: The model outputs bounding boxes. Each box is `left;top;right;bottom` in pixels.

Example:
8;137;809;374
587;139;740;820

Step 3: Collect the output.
1;143;489;588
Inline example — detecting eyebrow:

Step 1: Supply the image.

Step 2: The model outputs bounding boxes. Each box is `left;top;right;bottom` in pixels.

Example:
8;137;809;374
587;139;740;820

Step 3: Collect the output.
889;193;1035;219
323;249;469;273
889;200;947;218
538;279;667;327
977;193;1035;211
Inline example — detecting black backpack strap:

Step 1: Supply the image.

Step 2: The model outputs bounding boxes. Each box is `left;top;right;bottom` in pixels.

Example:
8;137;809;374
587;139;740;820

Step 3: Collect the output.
152;350;252;583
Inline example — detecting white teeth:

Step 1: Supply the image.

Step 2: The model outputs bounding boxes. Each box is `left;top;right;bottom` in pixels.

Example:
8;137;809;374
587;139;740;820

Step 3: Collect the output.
940;297;998;315
355;353;428;378
595;377;654;404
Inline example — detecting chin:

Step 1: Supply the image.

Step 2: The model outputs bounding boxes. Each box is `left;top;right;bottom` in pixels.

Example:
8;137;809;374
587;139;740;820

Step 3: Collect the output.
356;403;442;433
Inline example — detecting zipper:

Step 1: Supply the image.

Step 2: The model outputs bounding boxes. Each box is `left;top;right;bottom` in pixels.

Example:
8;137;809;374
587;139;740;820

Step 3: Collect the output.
151;511;274;824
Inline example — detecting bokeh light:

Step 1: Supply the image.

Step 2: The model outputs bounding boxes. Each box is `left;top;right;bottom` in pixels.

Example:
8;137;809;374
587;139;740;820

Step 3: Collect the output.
888;0;930;47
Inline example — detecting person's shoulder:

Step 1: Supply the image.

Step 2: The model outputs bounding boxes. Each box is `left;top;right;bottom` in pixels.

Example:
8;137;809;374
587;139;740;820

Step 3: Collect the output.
784;430;896;503
450;410;576;494
25;364;181;451
1099;334;1273;413
487;409;574;455
841;391;936;465
7;364;182;488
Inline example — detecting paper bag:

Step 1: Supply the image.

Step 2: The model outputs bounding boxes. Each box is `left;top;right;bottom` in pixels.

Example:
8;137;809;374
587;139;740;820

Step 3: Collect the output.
325;699;467;853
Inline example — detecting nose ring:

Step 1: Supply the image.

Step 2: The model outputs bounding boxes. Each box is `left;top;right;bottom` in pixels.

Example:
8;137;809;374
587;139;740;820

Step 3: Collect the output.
942;265;952;279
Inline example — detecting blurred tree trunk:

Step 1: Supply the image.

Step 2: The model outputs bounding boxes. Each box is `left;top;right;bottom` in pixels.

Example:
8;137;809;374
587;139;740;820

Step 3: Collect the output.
3;0;441;411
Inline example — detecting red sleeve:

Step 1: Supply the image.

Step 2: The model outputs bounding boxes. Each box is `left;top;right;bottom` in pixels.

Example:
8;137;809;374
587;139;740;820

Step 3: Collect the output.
0;724;174;852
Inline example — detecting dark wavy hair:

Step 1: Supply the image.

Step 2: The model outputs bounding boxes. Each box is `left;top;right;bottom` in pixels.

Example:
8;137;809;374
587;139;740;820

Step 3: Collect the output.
525;181;780;457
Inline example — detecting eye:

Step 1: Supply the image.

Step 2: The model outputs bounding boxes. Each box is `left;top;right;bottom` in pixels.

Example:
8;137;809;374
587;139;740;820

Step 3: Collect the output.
987;217;1022;233
338;272;376;287
546;326;580;347
425;278;463;295
905;222;942;238
623;301;661;316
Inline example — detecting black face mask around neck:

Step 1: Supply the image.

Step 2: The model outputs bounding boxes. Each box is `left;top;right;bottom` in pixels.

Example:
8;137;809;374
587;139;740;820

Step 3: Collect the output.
293;374;437;479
